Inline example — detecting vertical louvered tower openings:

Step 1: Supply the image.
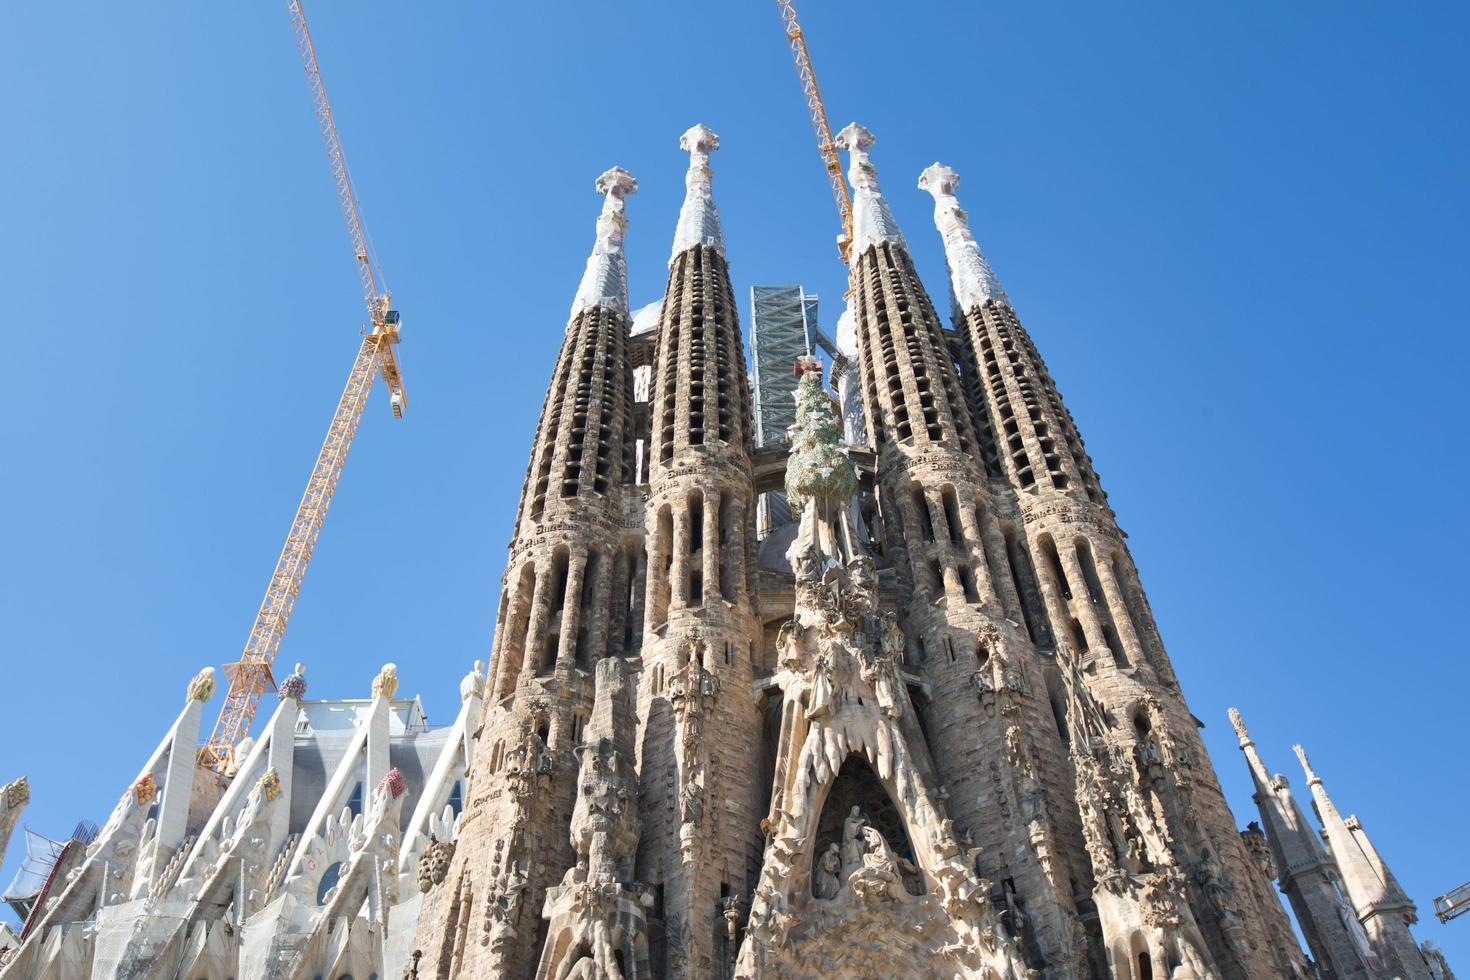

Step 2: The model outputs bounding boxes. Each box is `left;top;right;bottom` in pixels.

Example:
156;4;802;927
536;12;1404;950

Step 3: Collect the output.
918;157;1309;978
638;125;763;976
414;168;642;980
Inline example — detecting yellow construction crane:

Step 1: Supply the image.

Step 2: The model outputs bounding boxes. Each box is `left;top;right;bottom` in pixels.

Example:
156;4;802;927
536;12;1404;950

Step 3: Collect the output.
776;0;853;264
198;0;407;773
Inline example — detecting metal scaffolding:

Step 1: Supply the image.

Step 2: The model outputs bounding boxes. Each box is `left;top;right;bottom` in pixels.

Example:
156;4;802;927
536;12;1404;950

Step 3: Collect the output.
749;285;842;538
1434;880;1470;923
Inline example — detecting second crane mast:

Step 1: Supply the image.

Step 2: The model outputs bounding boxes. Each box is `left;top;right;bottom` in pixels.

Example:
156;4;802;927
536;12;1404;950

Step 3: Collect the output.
776;0;853;265
198;0;408;773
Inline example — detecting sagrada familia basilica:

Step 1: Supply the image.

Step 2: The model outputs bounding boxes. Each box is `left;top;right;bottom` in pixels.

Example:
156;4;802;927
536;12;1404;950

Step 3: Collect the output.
0;124;1456;980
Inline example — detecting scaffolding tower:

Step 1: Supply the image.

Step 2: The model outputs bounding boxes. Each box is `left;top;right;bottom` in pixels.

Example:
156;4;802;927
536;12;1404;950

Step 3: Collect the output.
749;285;842;538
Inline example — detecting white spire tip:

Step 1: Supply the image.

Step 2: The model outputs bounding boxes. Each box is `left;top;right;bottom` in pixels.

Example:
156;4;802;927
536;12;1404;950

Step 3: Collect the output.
595;166;638;199
835;122;875;153
918;162;960;196
680;124;720;155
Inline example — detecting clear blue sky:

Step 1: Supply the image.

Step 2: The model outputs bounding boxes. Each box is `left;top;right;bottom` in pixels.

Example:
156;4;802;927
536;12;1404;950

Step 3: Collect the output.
3;0;1466;961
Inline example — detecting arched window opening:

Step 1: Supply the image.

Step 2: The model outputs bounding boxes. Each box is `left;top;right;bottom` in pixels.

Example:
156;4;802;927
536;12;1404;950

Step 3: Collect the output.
1112;551;1149;650
1104;623;1128;667
1074;538;1105;603
940;486;964;546
500;562;537;694
447;780;464;816
1138;951;1154;980
1040;535;1071;600
688;493;705;609
1005;529;1052;648
347;782;364;818
536;549;570;674
811;758;924;900
911;488;935;541
316;861;343;906
1069;619;1089;654
574;550;599;668
652;506;673;628
719;492;738;602
959;565;980;604
1045;669;1070;744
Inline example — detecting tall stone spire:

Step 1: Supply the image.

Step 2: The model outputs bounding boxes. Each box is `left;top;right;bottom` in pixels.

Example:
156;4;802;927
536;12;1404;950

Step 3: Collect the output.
917;162;1009;316
1295;744;1429;977
639;122;761;976
570;166;638;320
1228;709;1386;979
835;123;906;261
670;123;725;260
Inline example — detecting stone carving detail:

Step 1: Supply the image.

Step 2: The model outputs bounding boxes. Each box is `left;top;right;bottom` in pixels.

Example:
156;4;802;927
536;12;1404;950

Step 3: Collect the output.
1239;821;1276;881
534;657;650;979
278;662;307;701
1058;648;1221;978
735;364;1028;979
669;637;719;864
372;662;400;699
417;836;456;894
187;666;217;703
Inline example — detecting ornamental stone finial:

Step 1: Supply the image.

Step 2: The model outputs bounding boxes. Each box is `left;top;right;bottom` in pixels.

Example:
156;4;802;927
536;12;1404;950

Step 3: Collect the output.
461;660;486;702
3;777;29;809
919;161;1008;312
187;667;217;703
1227;707;1252;746
834;122;875;155
680;123;720;157
372;663;399;700
570;167;638;321
671;124;725;260
279;662;307;702
594;166;638;201
917;162;959;197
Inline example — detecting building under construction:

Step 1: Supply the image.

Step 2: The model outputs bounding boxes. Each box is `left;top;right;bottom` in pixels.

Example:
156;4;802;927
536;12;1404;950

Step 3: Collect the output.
0;5;1458;980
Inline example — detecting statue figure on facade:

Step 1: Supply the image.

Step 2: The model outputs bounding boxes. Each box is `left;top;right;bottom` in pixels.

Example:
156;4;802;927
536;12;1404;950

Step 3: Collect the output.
814;843;843;900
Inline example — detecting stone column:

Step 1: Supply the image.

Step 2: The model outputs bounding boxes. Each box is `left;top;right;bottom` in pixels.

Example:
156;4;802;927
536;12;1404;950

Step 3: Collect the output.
981;510;1023;616
524;563;556;677
671;504;692;610
586;547;616;665
703;488;721;606
647;514;671;630
956;501;1001;606
1056;542;1110;663
1093;545;1146;669
556;548;589;669
605;547;631;659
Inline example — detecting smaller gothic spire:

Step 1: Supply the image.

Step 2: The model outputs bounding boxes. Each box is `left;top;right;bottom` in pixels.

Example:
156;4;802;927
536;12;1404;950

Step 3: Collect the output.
1292;744;1323;787
670;124;725;260
1229;707;1275;789
917;162;1009;316
570;166;639;320
836;123;906;263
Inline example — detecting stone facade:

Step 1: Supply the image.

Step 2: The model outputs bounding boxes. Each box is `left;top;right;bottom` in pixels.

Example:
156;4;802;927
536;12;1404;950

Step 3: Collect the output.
3;123;1450;980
